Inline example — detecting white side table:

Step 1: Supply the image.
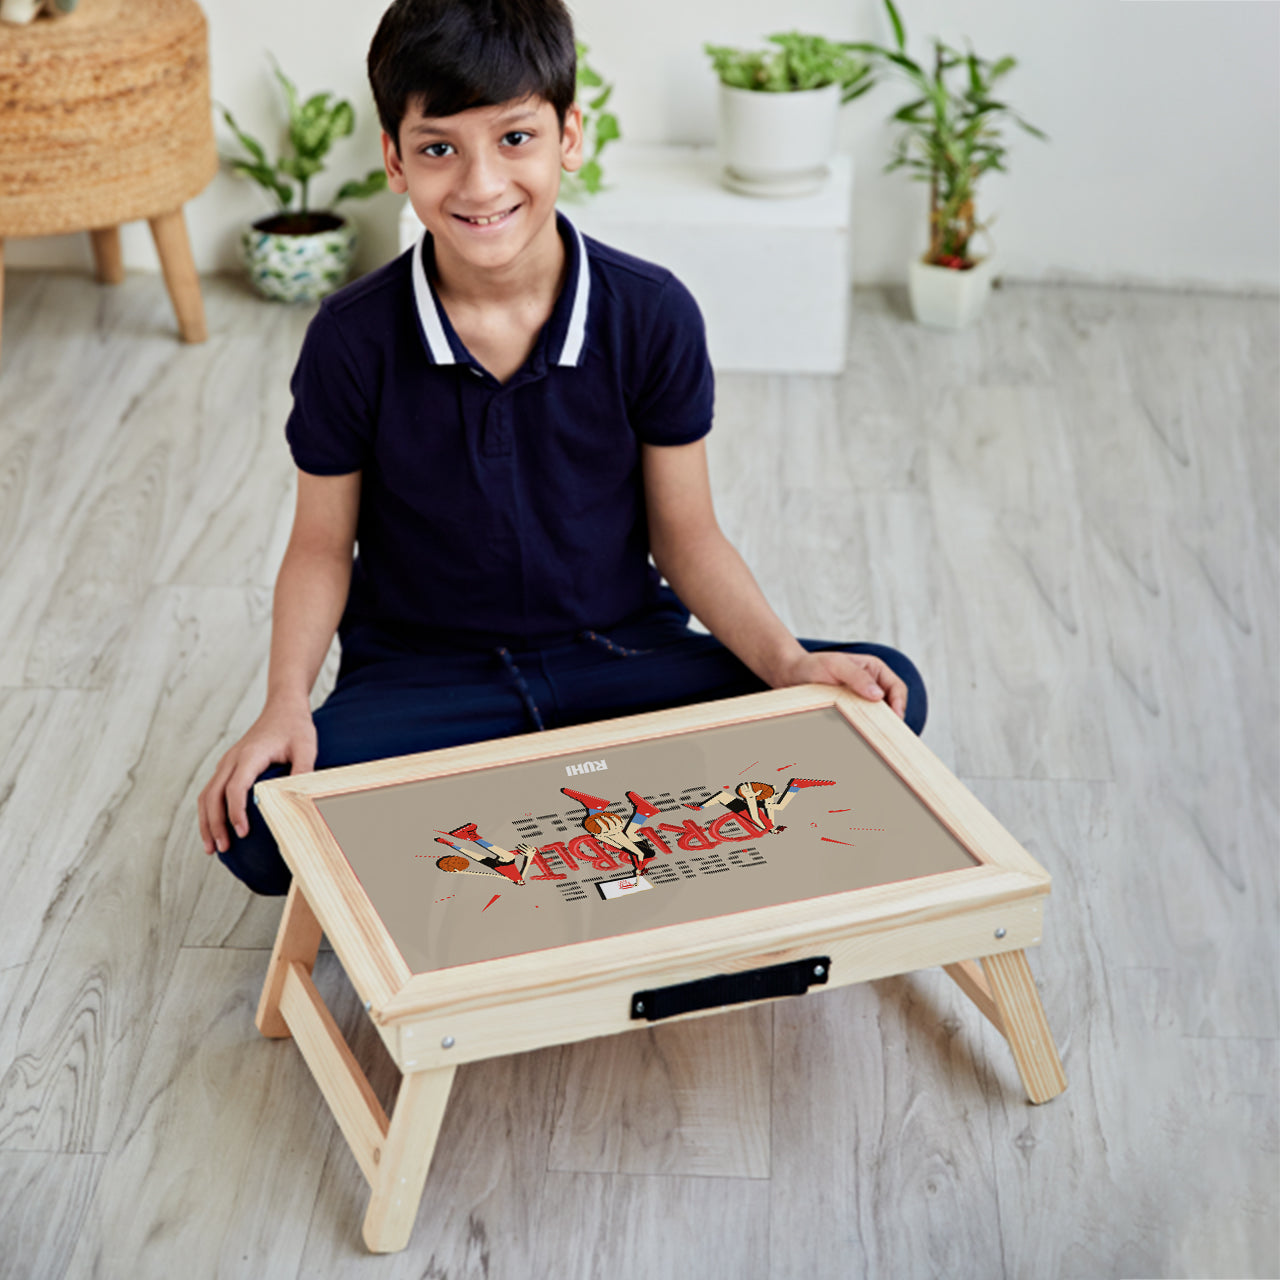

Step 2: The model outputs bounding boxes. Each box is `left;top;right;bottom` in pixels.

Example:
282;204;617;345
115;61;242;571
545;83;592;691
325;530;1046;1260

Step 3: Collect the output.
397;145;854;375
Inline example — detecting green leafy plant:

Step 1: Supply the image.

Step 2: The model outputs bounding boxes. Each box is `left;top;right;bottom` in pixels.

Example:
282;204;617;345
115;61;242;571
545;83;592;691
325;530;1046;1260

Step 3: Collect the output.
704;32;873;102
562;40;621;198
847;0;1047;268
220;58;387;229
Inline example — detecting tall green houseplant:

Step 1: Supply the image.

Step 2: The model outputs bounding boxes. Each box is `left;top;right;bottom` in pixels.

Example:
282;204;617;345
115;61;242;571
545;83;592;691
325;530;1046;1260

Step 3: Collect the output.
849;0;1046;267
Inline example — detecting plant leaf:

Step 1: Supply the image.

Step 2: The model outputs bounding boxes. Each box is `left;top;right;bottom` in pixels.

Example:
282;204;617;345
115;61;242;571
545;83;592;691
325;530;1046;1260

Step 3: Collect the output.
594;112;620;146
219;106;267;166
883;0;907;52
334;168;388;203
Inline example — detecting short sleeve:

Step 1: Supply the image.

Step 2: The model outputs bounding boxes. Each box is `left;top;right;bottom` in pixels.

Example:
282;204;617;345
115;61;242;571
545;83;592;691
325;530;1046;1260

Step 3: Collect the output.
629;274;715;446
284;303;373;475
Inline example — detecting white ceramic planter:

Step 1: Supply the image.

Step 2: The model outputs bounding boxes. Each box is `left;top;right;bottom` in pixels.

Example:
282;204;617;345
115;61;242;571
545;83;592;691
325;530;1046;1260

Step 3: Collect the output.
717;82;840;197
0;0;42;22
908;254;997;330
240;214;357;304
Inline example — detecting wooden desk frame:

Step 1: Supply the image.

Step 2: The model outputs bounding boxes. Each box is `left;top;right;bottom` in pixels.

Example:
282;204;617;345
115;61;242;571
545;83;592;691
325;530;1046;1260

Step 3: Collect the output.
254;686;1067;1253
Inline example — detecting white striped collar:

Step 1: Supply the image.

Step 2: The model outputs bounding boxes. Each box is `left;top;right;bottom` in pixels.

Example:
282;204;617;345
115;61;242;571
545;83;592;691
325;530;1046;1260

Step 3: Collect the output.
410;213;592;369
557;217;590;367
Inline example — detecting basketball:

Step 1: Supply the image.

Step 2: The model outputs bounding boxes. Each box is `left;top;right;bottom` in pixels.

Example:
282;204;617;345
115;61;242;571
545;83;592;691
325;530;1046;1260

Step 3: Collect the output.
437;855;470;873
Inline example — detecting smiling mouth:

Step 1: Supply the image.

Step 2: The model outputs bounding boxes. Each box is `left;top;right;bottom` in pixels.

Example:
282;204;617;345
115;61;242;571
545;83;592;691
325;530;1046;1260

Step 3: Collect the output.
455;205;520;226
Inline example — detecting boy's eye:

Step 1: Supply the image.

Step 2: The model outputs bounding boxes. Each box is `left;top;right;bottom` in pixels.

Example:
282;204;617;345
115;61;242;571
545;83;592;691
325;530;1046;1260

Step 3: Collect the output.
501;130;532;147
423;142;454;158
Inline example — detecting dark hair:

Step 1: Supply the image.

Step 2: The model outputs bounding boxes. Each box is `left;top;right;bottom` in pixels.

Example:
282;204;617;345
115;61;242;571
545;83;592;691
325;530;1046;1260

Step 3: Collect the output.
369;0;577;150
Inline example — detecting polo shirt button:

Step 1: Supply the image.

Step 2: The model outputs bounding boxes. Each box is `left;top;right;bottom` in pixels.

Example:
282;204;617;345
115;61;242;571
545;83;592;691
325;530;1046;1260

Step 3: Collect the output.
469;366;483;377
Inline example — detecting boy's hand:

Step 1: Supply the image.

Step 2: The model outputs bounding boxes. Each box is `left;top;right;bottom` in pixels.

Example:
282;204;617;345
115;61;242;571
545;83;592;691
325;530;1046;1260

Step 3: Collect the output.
773;650;908;720
197;700;318;856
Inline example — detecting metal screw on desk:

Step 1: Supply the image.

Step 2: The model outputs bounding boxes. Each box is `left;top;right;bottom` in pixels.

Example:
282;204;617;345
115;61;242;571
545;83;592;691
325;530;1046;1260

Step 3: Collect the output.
441;1035;455;1049
364;1000;372;1012
814;964;825;977
994;927;1007;939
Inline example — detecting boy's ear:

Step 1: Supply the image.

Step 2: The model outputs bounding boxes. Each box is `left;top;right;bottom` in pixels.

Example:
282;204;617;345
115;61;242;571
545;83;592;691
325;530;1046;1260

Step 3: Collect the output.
382;130;408;194
559;103;585;174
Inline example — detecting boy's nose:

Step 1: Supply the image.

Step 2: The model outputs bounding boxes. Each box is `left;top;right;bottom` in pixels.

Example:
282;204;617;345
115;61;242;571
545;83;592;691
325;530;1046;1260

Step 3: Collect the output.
457;153;507;206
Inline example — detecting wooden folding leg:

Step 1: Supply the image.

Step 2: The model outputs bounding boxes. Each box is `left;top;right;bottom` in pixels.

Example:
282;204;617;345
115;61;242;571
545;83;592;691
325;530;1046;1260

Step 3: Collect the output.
89;226;125;284
147;207;207;343
961;949;1066;1104
257;880;323;1038
362;1064;457;1253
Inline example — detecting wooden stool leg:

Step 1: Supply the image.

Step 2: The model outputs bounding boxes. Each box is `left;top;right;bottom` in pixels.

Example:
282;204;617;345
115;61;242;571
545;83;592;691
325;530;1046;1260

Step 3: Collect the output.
979;949;1067;1104
256;880;322;1038
362;1065;457;1253
89;226;125;284
0;237;5;367
147;208;207;343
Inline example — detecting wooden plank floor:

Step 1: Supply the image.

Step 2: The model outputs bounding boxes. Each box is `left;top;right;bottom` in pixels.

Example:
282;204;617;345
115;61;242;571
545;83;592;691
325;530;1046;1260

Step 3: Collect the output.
0;268;1275;1280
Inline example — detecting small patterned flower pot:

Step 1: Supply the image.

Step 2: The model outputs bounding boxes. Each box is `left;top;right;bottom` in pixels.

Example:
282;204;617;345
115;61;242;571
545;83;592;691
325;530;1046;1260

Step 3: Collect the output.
240;212;357;304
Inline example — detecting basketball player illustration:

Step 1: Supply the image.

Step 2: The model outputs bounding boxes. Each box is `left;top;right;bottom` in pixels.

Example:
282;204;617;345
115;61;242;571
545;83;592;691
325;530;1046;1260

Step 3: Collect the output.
562;786;664;877
692;777;835;833
434;823;536;884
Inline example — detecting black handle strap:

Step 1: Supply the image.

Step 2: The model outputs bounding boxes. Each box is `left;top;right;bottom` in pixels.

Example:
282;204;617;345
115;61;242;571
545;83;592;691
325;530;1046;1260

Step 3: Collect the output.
630;956;831;1022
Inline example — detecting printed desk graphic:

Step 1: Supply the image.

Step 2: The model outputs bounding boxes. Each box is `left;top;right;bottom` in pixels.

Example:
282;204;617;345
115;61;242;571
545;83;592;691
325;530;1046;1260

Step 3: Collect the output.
315;708;976;975
254;686;1067;1253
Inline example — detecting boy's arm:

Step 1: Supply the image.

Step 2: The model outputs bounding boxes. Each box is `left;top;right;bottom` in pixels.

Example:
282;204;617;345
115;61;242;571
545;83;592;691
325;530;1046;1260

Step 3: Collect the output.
642;440;907;717
198;468;361;855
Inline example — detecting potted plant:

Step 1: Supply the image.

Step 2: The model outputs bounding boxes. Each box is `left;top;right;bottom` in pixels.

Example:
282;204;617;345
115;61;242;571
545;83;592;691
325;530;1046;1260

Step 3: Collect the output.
704;32;873;197
220;60;387;304
0;0;75;24
848;0;1047;328
559;41;621;200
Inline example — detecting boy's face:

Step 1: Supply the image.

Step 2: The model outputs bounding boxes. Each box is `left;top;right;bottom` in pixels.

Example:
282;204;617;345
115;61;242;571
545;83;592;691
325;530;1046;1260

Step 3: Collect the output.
384;95;583;279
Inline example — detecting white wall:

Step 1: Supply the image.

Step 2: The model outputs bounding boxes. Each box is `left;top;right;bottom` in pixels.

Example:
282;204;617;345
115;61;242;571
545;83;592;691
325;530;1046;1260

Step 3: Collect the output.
8;0;1278;291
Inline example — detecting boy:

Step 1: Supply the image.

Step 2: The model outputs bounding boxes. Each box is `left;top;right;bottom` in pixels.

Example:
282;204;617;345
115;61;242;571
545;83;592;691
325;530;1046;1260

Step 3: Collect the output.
198;0;926;894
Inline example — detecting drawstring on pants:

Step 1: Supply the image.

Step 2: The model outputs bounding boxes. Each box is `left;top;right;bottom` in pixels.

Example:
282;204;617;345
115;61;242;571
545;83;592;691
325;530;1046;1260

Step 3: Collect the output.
577;629;653;658
495;631;655;732
495;646;545;731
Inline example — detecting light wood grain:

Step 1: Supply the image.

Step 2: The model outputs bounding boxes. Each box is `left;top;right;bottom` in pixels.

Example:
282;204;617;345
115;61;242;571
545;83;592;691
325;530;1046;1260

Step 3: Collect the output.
256;883;323;1038
0;1152;104;1280
0;272;1275;1277
548;1004;772;1177
60;949;341;1280
0;588;279;1154
298;1029;559;1273
88;227;124;286
147;210;206;344
361;1062;456;1252
768;975;1006;1279
944;957;1002;1032
979;949;1067;1103
279;961;390;1186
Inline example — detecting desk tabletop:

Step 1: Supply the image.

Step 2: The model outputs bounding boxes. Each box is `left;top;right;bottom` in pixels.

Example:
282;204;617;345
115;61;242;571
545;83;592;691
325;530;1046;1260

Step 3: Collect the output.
313;705;975;975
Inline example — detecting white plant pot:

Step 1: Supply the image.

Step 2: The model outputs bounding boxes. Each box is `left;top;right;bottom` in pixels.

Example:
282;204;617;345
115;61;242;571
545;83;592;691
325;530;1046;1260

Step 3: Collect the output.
0;0;43;23
908;254;997;330
717;82;840;197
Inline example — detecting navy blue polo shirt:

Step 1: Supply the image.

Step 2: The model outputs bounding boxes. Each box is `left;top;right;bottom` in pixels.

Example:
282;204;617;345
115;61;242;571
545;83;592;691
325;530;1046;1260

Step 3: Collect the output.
285;213;714;650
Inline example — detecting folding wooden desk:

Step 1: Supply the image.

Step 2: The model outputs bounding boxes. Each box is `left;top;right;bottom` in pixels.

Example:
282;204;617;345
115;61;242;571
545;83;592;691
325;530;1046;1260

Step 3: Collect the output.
254;685;1066;1253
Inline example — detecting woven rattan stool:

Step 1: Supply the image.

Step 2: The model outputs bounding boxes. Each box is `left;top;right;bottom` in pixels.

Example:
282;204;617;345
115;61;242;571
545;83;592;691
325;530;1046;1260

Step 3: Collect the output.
0;0;217;362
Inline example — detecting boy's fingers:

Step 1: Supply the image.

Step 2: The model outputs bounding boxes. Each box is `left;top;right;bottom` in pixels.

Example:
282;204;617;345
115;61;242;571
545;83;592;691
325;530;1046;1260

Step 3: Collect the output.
871;661;908;719
204;792;230;855
197;796;214;854
226;764;259;840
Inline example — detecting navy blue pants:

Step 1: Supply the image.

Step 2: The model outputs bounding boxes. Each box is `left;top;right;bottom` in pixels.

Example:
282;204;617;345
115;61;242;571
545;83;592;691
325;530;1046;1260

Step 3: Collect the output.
218;613;927;895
